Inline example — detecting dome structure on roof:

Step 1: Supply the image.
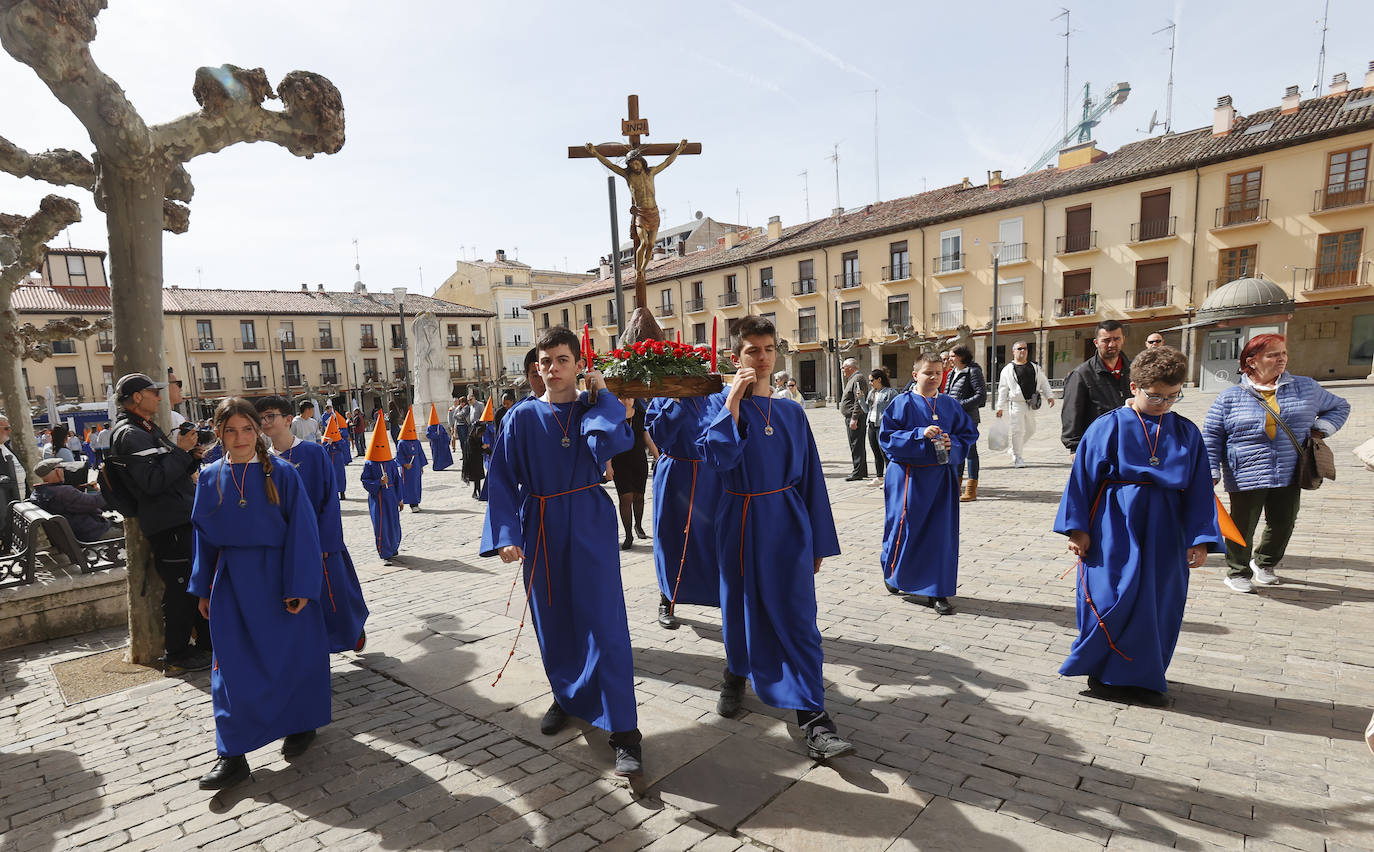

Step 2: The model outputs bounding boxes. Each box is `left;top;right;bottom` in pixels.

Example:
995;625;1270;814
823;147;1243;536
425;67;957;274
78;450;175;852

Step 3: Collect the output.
1196;276;1294;324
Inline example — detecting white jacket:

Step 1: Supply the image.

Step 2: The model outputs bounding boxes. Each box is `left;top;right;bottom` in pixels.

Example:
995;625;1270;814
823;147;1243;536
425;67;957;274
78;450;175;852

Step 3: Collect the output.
996;362;1052;410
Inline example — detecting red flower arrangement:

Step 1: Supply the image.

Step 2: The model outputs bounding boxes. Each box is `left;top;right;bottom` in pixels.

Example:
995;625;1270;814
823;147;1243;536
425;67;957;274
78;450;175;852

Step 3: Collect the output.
595;339;714;385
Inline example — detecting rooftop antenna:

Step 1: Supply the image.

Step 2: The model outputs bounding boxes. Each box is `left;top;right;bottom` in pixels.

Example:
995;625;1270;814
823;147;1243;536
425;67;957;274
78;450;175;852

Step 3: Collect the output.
1313;0;1330;96
352;237;362;286
418;265;424;295
736;188;742;225
828;143;841;211
798;169;810;220
1054;9;1073;143
1151;21;1176;133
196;266;203;287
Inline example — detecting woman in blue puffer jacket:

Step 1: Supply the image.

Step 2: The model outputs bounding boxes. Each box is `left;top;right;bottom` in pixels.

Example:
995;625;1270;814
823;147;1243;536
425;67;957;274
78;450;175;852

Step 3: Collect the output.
1202;333;1350;593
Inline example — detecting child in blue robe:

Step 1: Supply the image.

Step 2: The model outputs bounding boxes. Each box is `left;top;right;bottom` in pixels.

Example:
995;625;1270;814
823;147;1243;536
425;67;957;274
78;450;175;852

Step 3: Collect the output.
698;315;852;762
426;403;454;471
481;328;643;777
1056;347;1223;707
645;394;724;629
189;398;330;792
360;415;402;560
879;352;979;614
396;408;427;512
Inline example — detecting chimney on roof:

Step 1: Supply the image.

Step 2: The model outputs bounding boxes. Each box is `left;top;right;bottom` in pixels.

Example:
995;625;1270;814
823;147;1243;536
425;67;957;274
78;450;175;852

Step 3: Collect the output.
987;170;1004;190
300;282;308;291
599;256;611;279
1057;140;1106;170
960;177;972;189
1365;60;1374;91
354;280;366;293
724;231;740;248
1281;85;1302;114
317;283;325;292
652;244;667;260
1329;72;1349;97
767;215;782;240
495;249;507;262
1213;95;1236;136
831;207;844;217
677;237;687;257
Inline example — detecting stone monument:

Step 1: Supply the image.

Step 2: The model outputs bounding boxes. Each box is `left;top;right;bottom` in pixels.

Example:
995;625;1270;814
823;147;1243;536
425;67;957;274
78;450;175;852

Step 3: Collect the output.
409;311;449;422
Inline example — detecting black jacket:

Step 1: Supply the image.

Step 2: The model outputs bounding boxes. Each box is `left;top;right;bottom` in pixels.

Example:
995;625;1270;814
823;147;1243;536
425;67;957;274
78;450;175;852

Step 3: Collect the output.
1060;354;1131;452
108;408;198;536
944;364;988;424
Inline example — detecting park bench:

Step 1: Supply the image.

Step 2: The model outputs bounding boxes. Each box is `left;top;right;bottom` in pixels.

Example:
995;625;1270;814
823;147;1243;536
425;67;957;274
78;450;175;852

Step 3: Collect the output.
0;500;126;589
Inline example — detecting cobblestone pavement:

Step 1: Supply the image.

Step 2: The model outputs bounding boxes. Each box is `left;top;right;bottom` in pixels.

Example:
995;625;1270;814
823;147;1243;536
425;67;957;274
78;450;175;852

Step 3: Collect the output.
4;383;1373;851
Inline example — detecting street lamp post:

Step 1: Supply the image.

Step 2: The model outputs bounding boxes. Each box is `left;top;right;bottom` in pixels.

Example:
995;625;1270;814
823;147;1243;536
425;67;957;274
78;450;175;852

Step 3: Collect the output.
989;243;1001;412
394;286;409;411
278;330;290;397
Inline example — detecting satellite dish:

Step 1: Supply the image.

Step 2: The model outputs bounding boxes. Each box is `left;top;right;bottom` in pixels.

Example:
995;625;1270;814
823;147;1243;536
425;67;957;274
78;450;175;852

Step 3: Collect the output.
695;210;704;219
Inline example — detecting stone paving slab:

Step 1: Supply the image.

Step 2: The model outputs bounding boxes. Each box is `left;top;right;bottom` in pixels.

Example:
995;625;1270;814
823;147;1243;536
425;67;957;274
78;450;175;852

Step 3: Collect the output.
2;382;1373;850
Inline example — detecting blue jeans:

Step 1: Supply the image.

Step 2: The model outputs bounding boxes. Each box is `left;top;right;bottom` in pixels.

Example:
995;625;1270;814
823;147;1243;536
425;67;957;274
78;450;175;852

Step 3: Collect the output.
959;443;980;480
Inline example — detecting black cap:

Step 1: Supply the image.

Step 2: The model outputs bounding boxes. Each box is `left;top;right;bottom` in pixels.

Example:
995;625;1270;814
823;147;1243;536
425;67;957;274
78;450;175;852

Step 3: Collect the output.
115;372;167;401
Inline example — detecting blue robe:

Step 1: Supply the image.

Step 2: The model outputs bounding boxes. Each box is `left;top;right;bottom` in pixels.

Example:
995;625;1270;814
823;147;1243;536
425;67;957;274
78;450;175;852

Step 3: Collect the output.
397;439;427;506
201;444;224;466
878;392;980;597
338;428;353;463
361;459;402;558
427;423;454;471
645;396;724;607
698;391;841;713
188;456;330;756
481;391;638;733
1055;407;1224;693
324;439;349;498
278;440;369;653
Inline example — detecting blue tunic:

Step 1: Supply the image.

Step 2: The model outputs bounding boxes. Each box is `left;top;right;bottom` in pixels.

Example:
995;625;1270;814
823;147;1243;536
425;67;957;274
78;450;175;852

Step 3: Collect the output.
188;456;330;756
278;439;369;653
338;427;353;463
878;392;980;597
1054;406;1224;693
201;444;224;466
397;439;427;506
427;423;454;471
645;396;724;607
481;391;638;733
324;439;349;498
361;459;402;558
699;391;841;713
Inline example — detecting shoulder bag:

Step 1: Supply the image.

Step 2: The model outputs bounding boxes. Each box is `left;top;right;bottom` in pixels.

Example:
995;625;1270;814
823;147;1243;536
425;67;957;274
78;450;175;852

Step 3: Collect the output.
1241;386;1335;490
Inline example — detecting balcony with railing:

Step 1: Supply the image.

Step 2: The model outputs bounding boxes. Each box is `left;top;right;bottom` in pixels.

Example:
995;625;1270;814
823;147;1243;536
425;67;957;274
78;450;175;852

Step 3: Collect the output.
446;333;462;347
1126;287;1173;310
792;326;819;344
886;317;912;335
840;320;863;338
601;313;619;327
931;253;965;275
1130;217;1177;242
718;291;740;307
55;383;84;400
95;338;114;353
1214;198;1269;228
50;339;76;354
359;335;378;350
363;370;381;382
320;372;340;386
1056;230;1098;254
685;297;706;313
1054;293;1099;317
449;368;467;379
655;303;677;317
995;302;1028;323
882;262;912;282
930;309;965;330
201;377;223;391
1315;181;1370;212
242;375;264;389
995;242;1029;265
471;367;490;378
314;335;339;351
1301;260;1370;291
393;368;408;381
234;337;261;352
752;285;776;302
835;271;862;289
285;373;303;388
193;337;224;352
471;334;486;346
277;336;300;350
791;278;818;296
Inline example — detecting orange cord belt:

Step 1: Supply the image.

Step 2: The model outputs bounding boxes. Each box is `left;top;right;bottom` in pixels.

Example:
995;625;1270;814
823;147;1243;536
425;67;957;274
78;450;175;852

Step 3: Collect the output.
723;484;795;576
1067;479;1155;663
660;453;702;605
494;480;603;686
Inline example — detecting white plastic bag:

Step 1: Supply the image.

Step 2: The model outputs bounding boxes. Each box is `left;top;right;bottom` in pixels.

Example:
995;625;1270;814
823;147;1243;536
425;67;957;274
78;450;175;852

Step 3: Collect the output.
986;416;1010;453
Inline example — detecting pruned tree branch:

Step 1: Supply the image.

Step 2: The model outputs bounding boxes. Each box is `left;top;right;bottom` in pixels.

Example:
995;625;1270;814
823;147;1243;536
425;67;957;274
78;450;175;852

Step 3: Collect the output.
0;193;81;295
19;314;113;360
0;135;96;188
151;66;345;164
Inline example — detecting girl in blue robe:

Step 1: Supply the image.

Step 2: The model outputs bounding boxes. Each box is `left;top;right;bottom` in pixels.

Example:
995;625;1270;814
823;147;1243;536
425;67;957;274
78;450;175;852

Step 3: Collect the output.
645;396;724;624
397;438;427;510
277;437;369;654
480;384;640;757
1055;347;1222;704
188;399;330;791
362;457;402;560
879;354;980;612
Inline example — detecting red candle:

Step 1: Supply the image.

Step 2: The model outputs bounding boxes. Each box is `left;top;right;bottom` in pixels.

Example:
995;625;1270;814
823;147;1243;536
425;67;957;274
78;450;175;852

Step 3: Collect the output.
676;329;682;344
581;323;593;363
710;317;718;372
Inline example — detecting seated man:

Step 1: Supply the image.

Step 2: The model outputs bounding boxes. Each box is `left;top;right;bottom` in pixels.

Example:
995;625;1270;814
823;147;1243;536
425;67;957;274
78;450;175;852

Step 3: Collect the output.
31;458;116;542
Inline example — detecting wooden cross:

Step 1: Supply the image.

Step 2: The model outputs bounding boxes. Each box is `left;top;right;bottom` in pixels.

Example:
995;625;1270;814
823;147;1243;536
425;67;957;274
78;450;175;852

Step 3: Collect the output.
567;94;703;160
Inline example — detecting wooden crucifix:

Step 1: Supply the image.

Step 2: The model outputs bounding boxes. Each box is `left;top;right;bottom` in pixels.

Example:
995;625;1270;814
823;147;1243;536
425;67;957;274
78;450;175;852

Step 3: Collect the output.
569;94;702;343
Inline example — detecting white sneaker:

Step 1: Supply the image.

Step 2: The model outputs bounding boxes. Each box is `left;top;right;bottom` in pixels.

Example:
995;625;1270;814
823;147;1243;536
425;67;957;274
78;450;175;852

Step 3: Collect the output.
1250;560;1279;586
1013;457;1025;468
1224;575;1255;593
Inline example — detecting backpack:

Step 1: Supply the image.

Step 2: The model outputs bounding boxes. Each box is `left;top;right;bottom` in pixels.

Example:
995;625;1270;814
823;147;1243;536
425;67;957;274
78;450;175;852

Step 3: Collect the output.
97;457;139;516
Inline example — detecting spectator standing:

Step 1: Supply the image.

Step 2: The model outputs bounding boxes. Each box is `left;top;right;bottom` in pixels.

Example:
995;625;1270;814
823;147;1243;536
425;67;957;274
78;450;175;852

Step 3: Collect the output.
1202;333;1351;592
995;341;1055;467
840;358;868;481
944;346;987;502
290;401;321;443
865;369;897;485
349;408;365;458
1061;320;1130;453
781;379;803;403
453;396;471;468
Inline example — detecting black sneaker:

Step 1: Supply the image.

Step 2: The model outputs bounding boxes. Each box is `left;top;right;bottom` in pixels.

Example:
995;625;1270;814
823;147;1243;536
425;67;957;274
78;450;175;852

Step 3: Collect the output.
717;669;746;718
932;597;954;616
166;648;212;673
540;700;569;735
657;596;679;630
198;755;250;791
884;581;903;595
1131;687;1170;708
613;744;644;777
281;729;317;757
1086;675;1131;703
805;728;855;761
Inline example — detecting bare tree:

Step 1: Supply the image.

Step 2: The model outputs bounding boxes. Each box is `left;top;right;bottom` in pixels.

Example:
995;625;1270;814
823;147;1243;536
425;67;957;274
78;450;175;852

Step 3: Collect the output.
0;1;345;664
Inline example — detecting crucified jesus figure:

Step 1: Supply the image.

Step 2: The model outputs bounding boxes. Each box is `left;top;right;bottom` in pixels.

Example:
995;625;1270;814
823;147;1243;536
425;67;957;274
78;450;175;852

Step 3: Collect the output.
584;139;689;284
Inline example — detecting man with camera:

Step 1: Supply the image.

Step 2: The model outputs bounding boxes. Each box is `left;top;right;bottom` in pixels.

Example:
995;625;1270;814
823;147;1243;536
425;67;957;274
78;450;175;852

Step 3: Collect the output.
108;372;211;672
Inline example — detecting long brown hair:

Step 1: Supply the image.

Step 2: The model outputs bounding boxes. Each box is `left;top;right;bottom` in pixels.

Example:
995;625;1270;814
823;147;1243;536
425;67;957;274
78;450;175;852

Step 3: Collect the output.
213;397;279;506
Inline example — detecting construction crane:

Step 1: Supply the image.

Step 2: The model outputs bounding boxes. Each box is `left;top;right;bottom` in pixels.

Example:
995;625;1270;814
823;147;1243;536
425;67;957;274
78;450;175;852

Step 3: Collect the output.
1024;81;1131;173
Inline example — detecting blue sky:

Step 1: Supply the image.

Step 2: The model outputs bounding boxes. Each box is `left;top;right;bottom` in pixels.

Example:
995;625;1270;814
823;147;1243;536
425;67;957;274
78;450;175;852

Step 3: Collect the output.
3;0;1372;296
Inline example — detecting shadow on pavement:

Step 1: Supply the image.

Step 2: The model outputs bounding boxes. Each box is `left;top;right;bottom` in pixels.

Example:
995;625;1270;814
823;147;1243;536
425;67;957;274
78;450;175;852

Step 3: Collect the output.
956;596;1230;635
0;750;105;851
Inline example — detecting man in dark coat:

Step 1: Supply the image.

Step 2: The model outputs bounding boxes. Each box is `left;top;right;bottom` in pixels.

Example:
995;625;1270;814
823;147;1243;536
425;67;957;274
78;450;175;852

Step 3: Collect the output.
839;359;867;481
1060;320;1131;453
